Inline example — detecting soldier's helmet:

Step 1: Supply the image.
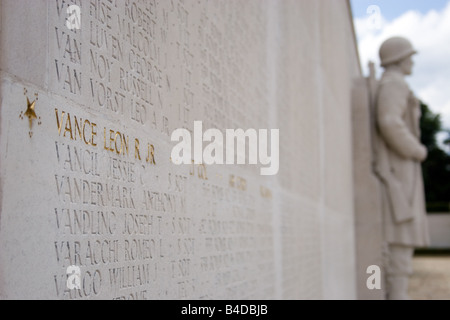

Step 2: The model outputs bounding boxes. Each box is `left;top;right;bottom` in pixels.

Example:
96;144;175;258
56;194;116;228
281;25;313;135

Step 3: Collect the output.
379;37;417;67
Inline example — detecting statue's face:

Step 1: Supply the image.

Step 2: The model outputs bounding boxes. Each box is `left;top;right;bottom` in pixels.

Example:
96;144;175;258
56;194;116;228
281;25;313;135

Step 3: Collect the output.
399;55;414;75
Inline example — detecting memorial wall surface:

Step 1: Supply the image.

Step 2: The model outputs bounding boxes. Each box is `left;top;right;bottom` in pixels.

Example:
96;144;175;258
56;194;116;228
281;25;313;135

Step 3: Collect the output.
0;0;361;299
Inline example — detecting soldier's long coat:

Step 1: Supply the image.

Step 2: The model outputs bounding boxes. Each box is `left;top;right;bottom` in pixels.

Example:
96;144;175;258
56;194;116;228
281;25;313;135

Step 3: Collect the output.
374;69;429;247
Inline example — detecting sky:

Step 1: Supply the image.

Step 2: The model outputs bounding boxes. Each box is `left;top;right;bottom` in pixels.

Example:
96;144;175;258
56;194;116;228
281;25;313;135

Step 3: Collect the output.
350;0;450;147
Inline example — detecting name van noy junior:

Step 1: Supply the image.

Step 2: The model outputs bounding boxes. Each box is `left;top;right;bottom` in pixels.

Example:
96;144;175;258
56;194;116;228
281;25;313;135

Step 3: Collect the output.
170;121;279;176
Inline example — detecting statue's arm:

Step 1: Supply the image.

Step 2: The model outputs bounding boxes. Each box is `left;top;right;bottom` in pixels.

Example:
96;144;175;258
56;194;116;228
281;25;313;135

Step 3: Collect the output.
376;82;427;162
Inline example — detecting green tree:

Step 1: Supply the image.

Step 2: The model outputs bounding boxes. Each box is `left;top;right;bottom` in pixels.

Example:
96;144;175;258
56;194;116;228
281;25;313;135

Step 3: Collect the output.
444;130;450;148
420;102;450;212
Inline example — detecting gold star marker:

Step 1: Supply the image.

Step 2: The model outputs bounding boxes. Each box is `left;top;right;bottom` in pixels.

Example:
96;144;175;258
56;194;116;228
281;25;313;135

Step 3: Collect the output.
24;97;37;130
20;90;41;138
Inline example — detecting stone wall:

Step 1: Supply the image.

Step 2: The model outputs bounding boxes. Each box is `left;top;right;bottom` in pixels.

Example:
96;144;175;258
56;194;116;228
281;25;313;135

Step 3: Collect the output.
0;0;361;299
427;214;450;248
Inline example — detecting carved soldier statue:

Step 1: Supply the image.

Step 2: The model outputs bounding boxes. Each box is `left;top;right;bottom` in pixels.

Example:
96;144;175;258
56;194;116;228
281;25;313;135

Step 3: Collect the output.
374;36;429;300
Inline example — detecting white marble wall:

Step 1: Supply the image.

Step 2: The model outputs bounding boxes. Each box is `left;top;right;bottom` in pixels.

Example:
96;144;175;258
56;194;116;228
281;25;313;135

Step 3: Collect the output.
0;0;360;299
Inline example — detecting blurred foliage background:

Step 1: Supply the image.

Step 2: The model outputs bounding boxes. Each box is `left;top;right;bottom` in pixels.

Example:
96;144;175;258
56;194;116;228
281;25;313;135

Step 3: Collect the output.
420;101;450;213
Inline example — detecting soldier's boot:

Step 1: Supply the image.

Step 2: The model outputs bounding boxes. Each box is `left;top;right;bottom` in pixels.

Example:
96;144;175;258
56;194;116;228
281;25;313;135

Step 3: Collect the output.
387;275;410;300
